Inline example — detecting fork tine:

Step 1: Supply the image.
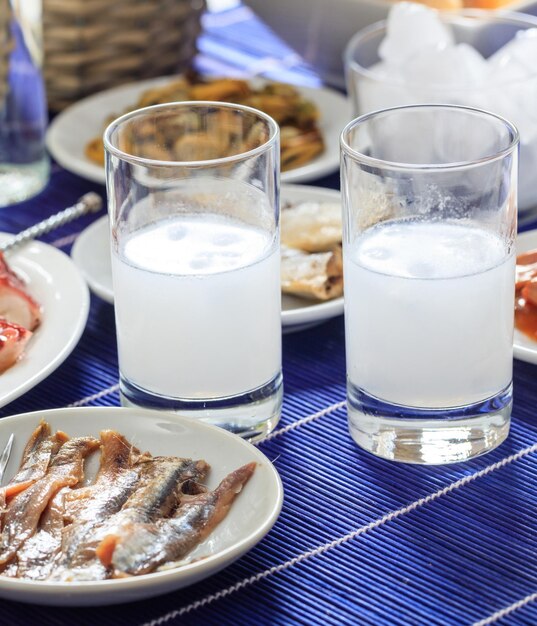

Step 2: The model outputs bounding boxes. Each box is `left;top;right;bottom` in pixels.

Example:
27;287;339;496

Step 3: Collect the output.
0;434;14;484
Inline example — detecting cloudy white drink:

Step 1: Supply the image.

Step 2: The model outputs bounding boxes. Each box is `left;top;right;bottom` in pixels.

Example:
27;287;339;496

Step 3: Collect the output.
112;213;281;400
345;220;515;409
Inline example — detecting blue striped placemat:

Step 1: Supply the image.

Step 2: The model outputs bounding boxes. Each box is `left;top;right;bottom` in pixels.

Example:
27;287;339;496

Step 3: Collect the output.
1;5;537;625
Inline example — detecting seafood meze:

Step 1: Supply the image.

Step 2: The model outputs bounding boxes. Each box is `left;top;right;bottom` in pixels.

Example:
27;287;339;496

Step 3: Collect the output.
0;251;41;373
0;421;255;581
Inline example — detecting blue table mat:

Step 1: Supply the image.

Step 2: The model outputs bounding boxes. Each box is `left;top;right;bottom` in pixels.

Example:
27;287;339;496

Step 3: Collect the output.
1;5;537;626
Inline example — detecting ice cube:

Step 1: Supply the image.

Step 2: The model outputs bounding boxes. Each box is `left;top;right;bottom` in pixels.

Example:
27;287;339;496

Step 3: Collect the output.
403;43;489;87
486;28;537;152
488;28;537;79
379;2;454;65
356;67;411;113
519;139;537;210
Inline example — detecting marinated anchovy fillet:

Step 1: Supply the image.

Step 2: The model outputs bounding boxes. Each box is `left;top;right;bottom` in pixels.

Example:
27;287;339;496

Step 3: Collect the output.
98;462;256;577
0;422;66;524
51;455;209;581
0;437;99;566
15;486;69;580
281;245;343;301
17;431;144;581
0;422;257;581
54;431;146;573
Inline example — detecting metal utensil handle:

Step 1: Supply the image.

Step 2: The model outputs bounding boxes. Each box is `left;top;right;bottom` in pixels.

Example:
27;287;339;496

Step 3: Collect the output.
0;433;14;484
0;192;103;253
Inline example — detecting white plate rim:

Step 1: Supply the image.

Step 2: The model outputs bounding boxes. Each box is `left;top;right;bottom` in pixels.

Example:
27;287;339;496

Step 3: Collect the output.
0;406;283;605
45;76;351;186
0;236;90;408
514;228;537;363
71;183;345;329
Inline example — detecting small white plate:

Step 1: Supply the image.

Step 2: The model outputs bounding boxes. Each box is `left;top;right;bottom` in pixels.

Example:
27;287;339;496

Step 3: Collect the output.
0;406;283;606
71;184;345;332
514;229;537;363
0;236;89;407
46;76;352;185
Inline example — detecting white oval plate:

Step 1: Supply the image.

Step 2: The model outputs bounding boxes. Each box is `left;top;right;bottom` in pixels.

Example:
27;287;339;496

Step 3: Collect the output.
71;184;344;333
46;76;351;186
0;235;89;408
514;229;537;364
0;406;283;606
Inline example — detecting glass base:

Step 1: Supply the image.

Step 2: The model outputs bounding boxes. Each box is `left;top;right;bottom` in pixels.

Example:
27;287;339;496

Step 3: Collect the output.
0;158;49;207
120;373;283;443
347;382;512;464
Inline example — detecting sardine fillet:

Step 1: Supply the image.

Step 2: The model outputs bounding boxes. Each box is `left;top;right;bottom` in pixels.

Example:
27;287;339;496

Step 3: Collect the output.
99;462;256;577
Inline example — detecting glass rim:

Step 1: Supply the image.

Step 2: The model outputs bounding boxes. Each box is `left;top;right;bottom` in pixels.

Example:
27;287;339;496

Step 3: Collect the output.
103;100;280;168
340;103;520;171
344;9;537;91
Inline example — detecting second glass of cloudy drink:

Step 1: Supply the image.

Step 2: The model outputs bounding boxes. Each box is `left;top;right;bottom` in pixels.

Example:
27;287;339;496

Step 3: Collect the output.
340;104;518;464
104;101;282;441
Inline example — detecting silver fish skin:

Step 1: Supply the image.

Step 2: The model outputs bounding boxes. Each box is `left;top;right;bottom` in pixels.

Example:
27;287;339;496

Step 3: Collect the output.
57;431;145;571
14;487;69;580
0;422;65;527
102;462;255;577
0;437;99;567
49;456;208;581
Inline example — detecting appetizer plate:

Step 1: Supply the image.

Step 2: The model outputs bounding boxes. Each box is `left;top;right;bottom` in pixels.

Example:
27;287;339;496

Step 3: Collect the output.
514;229;537;364
71;184;345;332
0;406;283;606
0;235;89;407
46;76;352;186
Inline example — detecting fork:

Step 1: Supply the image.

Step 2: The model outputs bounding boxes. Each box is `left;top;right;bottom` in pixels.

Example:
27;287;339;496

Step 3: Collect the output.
0;434;14;484
0;192;102;254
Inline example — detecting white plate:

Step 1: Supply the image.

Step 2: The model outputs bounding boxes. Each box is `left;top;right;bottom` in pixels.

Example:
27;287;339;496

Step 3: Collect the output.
46;76;352;185
0;406;282;606
71;184;345;332
514;229;537;363
0;235;89;407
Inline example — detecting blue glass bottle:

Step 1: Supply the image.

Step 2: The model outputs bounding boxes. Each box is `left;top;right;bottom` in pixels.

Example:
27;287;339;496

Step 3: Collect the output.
0;0;49;207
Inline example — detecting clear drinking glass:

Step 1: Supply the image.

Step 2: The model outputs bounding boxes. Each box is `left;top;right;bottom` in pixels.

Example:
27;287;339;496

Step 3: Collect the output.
344;11;537;213
0;0;49;207
340;104;519;464
104;101;282;441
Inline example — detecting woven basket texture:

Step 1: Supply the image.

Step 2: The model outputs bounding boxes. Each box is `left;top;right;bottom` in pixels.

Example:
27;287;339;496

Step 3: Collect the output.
0;0;12;103
43;0;205;110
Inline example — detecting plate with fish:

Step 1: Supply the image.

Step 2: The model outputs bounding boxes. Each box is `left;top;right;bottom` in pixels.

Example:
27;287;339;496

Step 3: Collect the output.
46;75;352;186
0;406;283;606
514;228;537;364
0;236;89;408
71;184;345;333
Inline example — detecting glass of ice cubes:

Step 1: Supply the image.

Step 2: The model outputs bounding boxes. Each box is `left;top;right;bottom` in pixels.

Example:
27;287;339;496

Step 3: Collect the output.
344;5;537;212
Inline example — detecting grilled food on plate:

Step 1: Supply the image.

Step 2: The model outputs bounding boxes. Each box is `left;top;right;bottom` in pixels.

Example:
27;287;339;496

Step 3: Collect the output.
85;76;324;172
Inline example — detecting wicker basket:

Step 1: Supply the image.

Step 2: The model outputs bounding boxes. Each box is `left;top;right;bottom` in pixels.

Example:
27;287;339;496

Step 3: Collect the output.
0;0;13;105
43;0;206;111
